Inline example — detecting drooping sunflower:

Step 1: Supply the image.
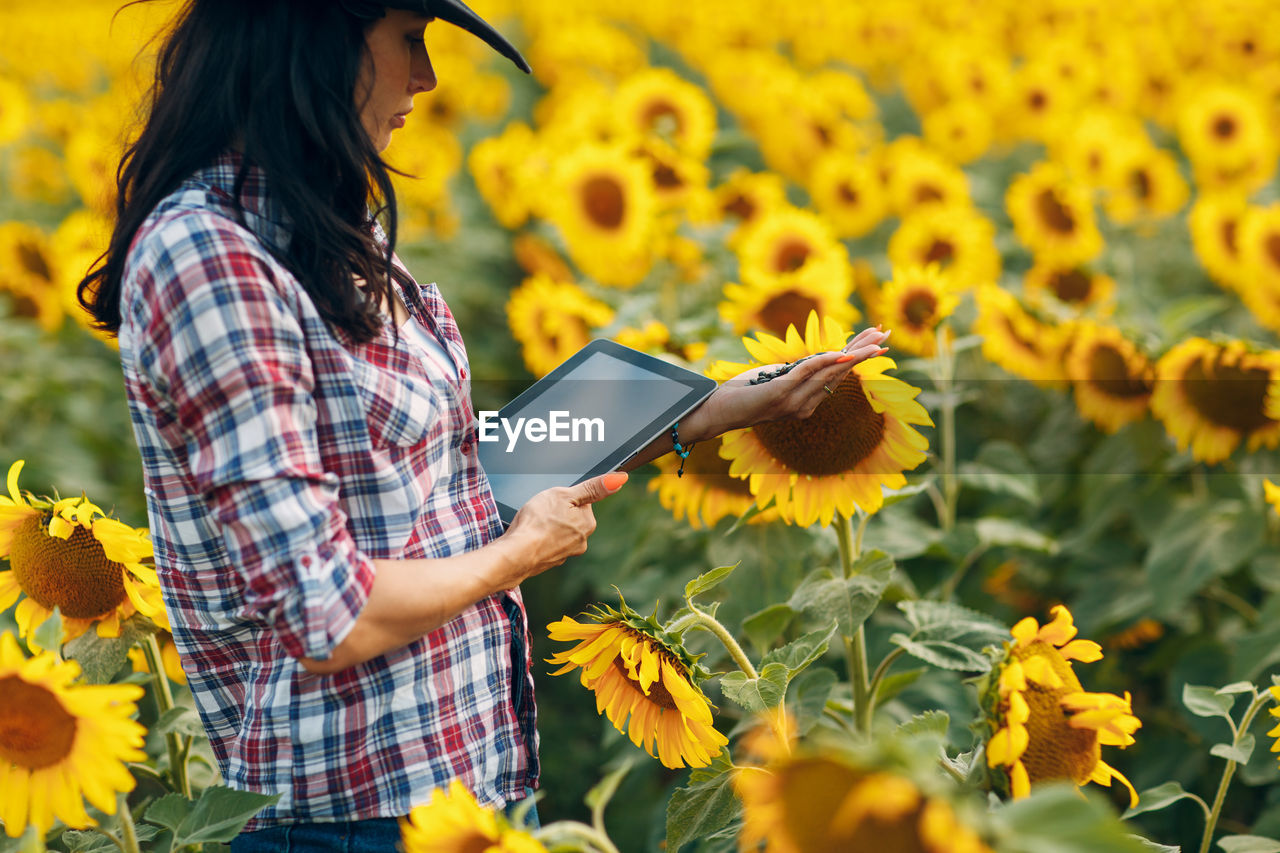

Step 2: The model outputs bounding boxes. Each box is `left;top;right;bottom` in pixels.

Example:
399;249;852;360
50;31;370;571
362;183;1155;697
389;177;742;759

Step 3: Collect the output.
736;754;994;853
972;285;1070;388
545;142;657;288
1064;322;1155;434
1022;259;1116;317
546;600;727;770
719;273;859;339
887;205;1001;291
1189;192;1250;291
506;274;615;377
1150;338;1280;464
709;312;933;527
0;631;147;838
807;150;888;239
648;438;778;530
735;207;853;299
400;779;546;853
0;461;167;649
872;264;960;357
1006;162;1104;264
611;67;717;161
983;606;1140;805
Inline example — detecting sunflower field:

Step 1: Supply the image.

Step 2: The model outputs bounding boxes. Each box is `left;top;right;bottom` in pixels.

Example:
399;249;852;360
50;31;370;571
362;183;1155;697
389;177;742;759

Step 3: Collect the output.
6;0;1280;850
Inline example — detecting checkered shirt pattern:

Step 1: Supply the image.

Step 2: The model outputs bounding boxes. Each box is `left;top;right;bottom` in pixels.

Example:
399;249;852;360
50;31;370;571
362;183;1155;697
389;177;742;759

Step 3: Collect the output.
116;152;537;829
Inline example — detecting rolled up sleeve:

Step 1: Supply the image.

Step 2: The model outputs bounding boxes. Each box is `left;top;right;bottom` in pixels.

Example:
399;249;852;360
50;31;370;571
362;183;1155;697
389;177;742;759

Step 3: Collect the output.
136;213;373;661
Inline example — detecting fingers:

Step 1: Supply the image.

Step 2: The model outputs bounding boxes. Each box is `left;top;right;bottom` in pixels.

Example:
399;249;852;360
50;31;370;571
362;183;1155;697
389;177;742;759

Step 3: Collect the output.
568;471;628;506
843;326;891;353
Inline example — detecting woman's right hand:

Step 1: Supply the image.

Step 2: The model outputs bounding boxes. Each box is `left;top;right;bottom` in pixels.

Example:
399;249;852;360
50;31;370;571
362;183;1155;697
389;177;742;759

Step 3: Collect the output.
491;472;628;589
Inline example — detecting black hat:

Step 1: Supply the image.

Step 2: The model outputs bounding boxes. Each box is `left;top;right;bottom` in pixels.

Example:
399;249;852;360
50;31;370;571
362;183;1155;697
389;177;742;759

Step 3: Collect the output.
356;0;530;73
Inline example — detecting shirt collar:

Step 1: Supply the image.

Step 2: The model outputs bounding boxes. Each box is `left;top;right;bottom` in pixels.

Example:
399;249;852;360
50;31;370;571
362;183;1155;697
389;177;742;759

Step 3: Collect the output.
188;150;294;256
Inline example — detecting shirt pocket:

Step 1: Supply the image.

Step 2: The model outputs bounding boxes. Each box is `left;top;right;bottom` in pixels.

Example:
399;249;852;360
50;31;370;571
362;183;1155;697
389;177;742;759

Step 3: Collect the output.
349;354;441;448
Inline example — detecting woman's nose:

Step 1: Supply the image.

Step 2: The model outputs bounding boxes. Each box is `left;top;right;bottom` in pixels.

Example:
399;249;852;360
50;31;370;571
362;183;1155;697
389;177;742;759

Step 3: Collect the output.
412;45;437;94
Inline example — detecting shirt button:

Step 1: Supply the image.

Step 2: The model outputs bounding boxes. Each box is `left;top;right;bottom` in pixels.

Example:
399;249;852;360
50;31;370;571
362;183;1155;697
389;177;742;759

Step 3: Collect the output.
301;556;312;568
461;441;473;455
460;368;467;380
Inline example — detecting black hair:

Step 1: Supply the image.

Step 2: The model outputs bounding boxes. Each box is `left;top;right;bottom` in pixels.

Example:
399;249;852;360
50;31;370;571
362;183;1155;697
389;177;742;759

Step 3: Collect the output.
78;0;416;343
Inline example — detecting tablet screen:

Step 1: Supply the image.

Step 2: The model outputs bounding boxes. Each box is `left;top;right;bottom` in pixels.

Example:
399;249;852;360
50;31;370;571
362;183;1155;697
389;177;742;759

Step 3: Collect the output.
478;340;717;523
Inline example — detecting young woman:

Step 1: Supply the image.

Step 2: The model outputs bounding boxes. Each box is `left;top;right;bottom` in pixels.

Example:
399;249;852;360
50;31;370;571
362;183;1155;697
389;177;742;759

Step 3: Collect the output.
79;1;890;848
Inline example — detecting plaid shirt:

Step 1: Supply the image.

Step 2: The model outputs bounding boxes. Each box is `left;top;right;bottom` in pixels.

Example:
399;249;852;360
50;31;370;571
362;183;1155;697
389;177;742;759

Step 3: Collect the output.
117;152;537;829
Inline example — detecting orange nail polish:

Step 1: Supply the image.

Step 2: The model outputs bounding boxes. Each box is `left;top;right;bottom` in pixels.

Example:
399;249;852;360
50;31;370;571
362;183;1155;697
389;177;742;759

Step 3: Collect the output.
602;472;629;491
836;354;856;362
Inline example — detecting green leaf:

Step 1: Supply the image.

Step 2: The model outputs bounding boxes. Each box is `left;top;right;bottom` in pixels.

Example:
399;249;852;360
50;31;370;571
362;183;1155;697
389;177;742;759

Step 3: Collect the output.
144;787;279;847
684;563;739;603
896;710;949;739
1123;780;1208;819
665;755;739;853
1218;836;1280;853
1145;501;1265;618
61;826;161;853
1132;839;1180;853
874;668;925;703
1217;682;1258;695
719;662;790;713
898;600;1008;643
998;784;1152;853
1211;734;1256;765
880;481;933;508
741;604;794;656
1183;684;1237;721
787;550;893;636
957;462;1039;504
759;624;836;677
1159;294;1231;339
889;634;992;672
32;607;63;653
63;616;154;685
974;517;1058;553
154;706;207;738
790;667;837;736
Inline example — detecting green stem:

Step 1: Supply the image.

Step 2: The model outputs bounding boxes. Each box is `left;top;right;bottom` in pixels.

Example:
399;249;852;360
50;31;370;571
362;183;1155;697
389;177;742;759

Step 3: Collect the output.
117;793;143;853
538;820;622;853
938;545;989;602
142;633;191;799
867;647;907;708
690;608;757;680
837;514;871;732
19;827;47;853
933;326;958;532
1198;690;1272;853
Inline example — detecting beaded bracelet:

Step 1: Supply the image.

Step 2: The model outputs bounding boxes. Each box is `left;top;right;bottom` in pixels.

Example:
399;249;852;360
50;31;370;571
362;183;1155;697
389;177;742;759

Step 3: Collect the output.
671;422;693;477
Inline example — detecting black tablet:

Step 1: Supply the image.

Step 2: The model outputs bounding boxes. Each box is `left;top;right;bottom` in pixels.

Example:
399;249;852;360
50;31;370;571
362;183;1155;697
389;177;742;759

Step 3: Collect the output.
478;339;717;525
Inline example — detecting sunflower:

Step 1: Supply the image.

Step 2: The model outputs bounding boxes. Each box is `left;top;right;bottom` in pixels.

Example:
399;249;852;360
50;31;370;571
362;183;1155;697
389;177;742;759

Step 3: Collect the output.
704;168;789;239
1266;479;1280;515
709;312;933;527
1053;110;1148;190
736;755;994;853
546;600;727;769
972;286;1070;388
1177;83;1276;193
807;150;888;239
468;121;538;230
611;67;717;161
1240;203;1280;291
512;233;574;284
648;438;778;529
1189;193;1250;290
1006;162;1104;264
629;135;710;214
0;222;63;332
126;630;186;685
873;265;960;357
0;461;167;649
735;207;853;298
0;631;147;838
719;272;859;339
1268;685;1280;768
921;98;994;165
1022;259;1115;317
1002;59;1075;144
400;779;546;853
613;321;706;363
1100;143;1189;226
506;274;614;377
385;121;462;239
983;606;1140;806
887;205;1001;291
1064;323;1154;434
1150;338;1280;464
545;142;657;288
885;145;972;218
0;76;31;145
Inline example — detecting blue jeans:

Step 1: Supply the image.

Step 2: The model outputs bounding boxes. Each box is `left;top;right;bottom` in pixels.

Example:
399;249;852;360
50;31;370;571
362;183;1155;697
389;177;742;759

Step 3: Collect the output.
230;793;540;852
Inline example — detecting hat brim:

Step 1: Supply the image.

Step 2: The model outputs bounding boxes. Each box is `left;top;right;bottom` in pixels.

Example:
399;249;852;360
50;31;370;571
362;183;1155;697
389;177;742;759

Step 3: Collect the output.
385;0;530;73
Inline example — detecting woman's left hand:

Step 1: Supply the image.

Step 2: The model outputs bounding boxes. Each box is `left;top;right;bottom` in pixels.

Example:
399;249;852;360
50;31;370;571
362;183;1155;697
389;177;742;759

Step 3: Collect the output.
686;326;892;439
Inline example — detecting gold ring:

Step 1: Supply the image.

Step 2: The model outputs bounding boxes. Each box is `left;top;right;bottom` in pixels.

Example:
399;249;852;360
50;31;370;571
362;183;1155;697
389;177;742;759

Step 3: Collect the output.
823;384;834;396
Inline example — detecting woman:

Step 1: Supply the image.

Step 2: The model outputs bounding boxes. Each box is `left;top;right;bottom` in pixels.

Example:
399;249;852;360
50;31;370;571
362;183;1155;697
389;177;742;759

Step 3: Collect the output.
79;0;890;847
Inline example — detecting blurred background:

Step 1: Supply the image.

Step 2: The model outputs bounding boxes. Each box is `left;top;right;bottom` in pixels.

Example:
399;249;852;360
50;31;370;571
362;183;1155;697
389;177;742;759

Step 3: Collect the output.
5;0;1280;848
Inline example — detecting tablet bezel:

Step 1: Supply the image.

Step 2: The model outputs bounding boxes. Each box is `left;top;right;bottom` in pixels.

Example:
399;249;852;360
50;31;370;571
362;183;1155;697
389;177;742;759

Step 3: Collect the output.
481;339;718;525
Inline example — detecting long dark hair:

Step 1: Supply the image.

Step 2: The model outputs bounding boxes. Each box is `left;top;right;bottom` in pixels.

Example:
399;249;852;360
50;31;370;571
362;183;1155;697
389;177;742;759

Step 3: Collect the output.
79;0;414;343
